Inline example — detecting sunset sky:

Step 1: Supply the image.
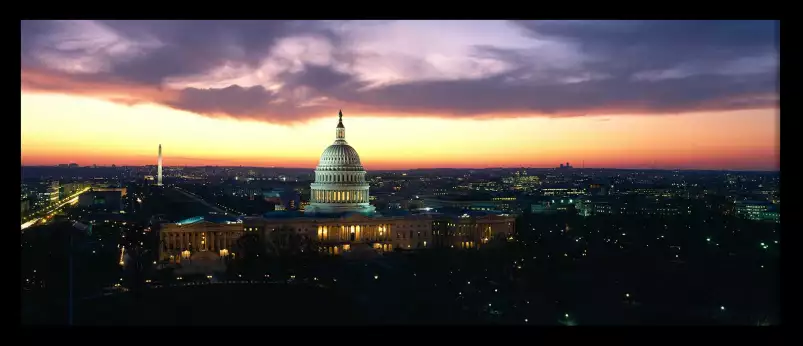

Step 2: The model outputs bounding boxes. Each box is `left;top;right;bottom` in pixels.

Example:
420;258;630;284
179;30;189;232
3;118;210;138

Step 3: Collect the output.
21;20;779;171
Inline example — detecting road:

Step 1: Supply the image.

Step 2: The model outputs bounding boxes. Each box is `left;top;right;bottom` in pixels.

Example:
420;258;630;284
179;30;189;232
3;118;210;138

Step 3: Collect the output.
21;187;90;231
171;187;230;215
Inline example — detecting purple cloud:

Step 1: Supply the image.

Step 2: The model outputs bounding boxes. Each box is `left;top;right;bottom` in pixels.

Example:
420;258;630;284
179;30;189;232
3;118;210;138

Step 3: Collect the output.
20;20;779;123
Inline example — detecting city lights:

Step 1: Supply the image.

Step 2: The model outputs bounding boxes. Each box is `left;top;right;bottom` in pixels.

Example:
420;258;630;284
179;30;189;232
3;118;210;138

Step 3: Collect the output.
19;19;779;326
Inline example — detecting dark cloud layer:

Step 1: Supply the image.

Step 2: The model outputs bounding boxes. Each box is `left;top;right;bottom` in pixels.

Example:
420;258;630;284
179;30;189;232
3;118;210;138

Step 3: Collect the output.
336;72;777;116
513;20;778;73
20;20;779;123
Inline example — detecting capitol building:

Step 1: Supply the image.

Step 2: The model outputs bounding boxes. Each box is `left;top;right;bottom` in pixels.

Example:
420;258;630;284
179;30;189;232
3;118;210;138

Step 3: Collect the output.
305;111;376;216
159;111;515;265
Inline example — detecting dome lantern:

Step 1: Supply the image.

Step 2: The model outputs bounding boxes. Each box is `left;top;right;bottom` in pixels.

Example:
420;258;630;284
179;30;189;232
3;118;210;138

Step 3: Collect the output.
336;109;346;141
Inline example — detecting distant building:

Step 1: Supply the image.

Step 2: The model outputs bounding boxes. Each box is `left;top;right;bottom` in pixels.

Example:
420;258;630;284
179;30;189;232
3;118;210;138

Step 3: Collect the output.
502;171;541;191
93;186;127;196
531;198;577;214
261;189;300;211
540;185;585;197
40;181;60;206
21;183;30;200
421;197;504;212
21;199;30;215
491;196;519;213
288;199;297;210
583;200;611;216
588;183;608;196
226;186;262;198
78;212;127;224
576;197;689;217
734;200;779;223
625;185;674;198
60;182;89;199
78;188;125;210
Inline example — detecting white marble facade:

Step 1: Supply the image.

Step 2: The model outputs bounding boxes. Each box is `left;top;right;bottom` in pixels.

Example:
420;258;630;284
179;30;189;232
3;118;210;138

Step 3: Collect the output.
304;110;376;216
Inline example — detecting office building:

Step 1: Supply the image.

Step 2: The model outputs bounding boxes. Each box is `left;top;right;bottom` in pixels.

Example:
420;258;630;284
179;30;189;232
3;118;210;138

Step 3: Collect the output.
78;188;125;210
42;181;59;206
734;200;780;223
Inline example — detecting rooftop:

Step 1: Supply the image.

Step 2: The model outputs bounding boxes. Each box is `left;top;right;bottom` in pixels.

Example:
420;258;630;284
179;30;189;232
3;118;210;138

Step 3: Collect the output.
175;214;242;226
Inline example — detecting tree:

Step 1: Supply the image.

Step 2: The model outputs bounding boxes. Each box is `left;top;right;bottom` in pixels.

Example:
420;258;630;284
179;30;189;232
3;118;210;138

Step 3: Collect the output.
267;226;303;256
235;233;264;260
230;232;265;278
299;233;321;256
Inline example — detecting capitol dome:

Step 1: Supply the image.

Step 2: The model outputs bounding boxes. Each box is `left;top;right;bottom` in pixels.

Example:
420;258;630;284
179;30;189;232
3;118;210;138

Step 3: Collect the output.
304;110;376;216
317;144;364;171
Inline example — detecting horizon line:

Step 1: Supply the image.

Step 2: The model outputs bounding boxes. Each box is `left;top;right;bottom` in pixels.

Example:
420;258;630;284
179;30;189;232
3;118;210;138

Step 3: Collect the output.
19;164;780;173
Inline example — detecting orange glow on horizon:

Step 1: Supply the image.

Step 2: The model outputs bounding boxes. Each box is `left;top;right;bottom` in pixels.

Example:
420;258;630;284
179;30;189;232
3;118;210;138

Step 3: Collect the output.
21;92;779;171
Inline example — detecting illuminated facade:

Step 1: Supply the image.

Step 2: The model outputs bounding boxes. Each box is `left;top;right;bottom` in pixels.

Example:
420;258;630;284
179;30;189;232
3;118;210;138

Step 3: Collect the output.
421;198;505;212
42;181;60;206
158;110;516;263
734;200;780;223
159;212;515;261
160;221;243;264
304;110;375;216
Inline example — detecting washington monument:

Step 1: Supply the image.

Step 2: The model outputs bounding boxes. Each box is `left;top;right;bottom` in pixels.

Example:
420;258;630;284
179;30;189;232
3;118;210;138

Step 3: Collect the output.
157;144;163;186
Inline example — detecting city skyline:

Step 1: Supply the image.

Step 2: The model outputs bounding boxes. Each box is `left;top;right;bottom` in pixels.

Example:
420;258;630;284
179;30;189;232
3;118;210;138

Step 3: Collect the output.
21;20;779;171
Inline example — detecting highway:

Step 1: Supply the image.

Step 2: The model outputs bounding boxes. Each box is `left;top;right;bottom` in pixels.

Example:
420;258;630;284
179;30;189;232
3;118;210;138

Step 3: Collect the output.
21;187;90;231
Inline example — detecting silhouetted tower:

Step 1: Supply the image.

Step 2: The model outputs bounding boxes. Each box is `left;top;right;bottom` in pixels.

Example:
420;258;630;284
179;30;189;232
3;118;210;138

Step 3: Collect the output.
157;144;163;186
